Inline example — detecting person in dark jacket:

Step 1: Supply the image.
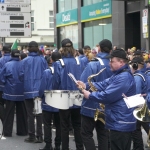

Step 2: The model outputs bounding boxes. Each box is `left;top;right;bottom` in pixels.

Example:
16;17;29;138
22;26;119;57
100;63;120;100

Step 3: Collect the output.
77;49;137;150
52;39;84;150
39;52;61;150
130;57;149;150
20;41;48;143
0;50;27;137
0;46;11;123
80;39;113;150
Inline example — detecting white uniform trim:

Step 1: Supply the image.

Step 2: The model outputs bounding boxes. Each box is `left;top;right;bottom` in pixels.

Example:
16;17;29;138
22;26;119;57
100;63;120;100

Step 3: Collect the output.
118;121;137;124
145;70;150;74
59;59;65;66
95;57;104;65
75;57;80;65
24;91;39;94
49;67;54;74
3;93;24;97
133;73;145;82
59;58;80;66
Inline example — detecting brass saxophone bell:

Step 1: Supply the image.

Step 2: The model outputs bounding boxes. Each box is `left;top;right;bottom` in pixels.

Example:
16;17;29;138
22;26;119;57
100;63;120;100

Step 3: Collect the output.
94;109;105;124
133;103;150;122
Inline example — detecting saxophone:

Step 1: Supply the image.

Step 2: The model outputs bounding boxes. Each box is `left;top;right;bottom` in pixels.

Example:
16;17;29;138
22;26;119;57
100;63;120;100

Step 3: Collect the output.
87;67;106;124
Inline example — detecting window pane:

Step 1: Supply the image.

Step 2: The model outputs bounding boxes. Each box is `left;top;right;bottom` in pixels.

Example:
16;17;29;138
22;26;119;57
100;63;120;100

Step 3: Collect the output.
93;0;102;4
84;22;93;47
83;0;92;6
49;23;54;28
31;23;34;31
58;0;64;12
72;25;78;49
71;0;77;9
49;17;54;22
31;10;34;16
31;17;34;22
65;0;71;11
49;11;53;16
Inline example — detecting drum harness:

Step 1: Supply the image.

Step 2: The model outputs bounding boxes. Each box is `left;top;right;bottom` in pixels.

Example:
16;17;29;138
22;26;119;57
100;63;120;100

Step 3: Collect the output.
58;57;82;100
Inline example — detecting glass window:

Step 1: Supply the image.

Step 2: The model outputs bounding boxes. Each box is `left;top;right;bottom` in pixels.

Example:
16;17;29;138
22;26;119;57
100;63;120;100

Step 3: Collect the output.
83;0;92;6
58;0;77;12
83;0;104;6
49;10;54;29
83;18;112;48
64;0;71;11
59;24;78;49
31;10;34;31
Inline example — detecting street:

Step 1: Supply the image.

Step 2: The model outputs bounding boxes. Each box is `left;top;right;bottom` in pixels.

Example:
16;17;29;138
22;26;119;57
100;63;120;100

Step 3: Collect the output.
0;117;150;150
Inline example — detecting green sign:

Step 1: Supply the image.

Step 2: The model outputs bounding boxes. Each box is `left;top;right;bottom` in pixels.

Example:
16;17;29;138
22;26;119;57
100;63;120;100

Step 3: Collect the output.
56;9;78;27
81;0;112;22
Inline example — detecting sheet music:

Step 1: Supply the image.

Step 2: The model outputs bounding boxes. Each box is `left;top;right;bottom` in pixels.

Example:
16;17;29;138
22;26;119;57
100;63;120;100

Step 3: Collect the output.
68;73;77;84
123;94;145;109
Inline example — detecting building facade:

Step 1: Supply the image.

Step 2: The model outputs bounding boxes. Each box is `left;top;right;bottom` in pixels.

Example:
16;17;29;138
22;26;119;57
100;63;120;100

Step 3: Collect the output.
5;0;54;48
54;0;149;51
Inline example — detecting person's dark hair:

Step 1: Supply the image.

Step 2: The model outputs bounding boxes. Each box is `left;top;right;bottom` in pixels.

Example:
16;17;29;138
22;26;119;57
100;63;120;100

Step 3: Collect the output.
99;39;112;53
28;41;39;52
78;48;84;55
3;45;11;53
60;47;75;57
20;53;27;60
51;52;61;62
11;50;20;58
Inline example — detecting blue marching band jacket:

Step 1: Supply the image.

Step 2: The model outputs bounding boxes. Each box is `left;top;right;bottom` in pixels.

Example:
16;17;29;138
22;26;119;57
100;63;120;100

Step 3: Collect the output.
0;51;149;130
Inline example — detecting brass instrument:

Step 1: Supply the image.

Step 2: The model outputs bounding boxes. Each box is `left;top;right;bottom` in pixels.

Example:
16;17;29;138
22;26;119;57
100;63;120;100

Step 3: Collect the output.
133;102;150;147
87;67;106;124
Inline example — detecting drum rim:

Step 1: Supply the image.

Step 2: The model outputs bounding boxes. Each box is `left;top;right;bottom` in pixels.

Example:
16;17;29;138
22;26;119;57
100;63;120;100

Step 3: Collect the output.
44;90;80;93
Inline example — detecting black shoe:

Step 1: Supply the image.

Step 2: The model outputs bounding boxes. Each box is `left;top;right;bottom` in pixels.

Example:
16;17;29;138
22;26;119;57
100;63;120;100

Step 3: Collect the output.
54;146;60;150
39;145;53;150
35;136;43;143
24;137;37;143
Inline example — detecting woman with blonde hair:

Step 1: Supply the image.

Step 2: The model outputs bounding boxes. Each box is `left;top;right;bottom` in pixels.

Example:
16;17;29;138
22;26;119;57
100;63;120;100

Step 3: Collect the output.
81;45;94;70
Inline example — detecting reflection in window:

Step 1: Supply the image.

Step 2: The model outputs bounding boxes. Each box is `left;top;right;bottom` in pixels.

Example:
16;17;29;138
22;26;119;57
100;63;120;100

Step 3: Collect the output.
58;0;77;12
84;18;112;48
83;0;103;6
31;10;34;31
59;24;78;49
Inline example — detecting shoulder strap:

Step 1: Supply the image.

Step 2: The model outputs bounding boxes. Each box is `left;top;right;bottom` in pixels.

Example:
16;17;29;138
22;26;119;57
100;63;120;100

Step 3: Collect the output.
49;67;54;74
92;57;104;65
75;57;80;65
59;59;65;67
133;73;146;82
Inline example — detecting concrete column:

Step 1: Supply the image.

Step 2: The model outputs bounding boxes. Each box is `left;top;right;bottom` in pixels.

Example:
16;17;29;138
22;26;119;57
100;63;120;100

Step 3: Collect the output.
112;1;125;49
77;0;82;48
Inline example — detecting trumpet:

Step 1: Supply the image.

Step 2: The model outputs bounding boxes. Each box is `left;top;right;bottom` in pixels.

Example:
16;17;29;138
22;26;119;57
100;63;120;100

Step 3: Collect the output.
87;67;106;124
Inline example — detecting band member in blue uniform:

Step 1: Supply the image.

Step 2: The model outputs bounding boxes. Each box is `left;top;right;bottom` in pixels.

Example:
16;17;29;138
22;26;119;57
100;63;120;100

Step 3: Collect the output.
0;50;27;136
52;39;84;150
20;41;48;143
130;57;149;150
0;46;11;123
77;49;137;150
80;39;113;150
39;52;61;150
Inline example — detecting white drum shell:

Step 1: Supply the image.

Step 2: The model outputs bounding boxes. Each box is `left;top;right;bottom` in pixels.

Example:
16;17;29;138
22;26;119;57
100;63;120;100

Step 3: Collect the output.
45;90;83;109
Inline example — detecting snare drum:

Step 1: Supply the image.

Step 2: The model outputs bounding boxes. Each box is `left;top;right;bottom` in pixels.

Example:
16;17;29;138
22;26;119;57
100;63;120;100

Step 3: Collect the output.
45;90;83;109
69;91;83;106
45;90;72;109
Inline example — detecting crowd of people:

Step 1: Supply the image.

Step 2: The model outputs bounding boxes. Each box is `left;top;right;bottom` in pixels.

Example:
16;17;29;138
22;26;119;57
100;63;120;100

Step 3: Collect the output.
0;39;150;150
